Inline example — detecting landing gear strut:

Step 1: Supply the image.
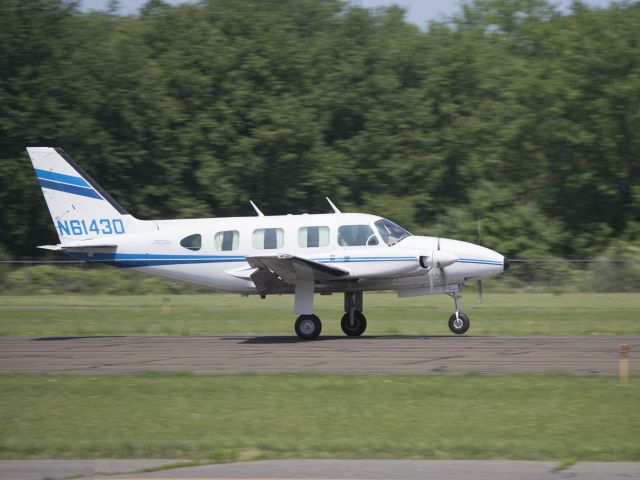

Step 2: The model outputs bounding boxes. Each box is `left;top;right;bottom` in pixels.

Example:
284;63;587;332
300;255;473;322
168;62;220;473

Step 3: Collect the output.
292;290;367;340
448;289;470;335
341;292;367;336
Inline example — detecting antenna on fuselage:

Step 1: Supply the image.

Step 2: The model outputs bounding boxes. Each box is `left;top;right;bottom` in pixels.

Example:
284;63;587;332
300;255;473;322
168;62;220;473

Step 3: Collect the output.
250;200;264;216
326;197;341;214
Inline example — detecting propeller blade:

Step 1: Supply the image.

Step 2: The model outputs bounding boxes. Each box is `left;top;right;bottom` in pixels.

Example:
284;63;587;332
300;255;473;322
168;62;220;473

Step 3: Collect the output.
477;279;483;303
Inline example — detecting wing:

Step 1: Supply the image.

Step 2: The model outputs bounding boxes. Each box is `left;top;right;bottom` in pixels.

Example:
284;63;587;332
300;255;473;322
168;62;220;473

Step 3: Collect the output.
246;254;350;295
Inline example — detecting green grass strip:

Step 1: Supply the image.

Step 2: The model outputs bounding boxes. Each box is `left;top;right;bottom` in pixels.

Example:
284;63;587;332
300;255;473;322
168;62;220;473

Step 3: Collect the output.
1;373;638;461
1;293;639;336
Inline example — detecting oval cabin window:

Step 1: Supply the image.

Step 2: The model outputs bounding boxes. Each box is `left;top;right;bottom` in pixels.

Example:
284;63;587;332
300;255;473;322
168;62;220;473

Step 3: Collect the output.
180;234;202;251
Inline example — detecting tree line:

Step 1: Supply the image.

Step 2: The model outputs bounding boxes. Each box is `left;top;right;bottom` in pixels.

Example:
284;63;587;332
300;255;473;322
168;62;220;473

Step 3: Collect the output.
1;0;639;269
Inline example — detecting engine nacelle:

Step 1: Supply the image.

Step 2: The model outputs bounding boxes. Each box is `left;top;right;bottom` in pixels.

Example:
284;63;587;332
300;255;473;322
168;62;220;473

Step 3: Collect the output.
419;251;459;269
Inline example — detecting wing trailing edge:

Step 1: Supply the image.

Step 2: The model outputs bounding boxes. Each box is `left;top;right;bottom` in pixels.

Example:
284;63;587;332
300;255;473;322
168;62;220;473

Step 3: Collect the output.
246;254;350;295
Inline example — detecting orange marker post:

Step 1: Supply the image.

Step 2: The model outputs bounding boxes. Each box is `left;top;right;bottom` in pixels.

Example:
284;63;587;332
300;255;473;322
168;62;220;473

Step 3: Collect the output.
619;343;629;384
162;296;172;315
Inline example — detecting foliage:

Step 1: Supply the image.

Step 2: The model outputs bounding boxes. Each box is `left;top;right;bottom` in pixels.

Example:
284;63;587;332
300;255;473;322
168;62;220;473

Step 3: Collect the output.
581;242;640;292
1;264;206;294
1;0;639;264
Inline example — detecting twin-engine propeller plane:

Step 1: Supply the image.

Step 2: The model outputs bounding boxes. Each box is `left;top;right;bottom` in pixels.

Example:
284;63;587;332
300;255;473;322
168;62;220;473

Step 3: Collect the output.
27;147;508;340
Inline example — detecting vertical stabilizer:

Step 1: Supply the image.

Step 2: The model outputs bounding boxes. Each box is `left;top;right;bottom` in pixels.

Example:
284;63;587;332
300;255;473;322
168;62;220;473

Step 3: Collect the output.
27;147;151;244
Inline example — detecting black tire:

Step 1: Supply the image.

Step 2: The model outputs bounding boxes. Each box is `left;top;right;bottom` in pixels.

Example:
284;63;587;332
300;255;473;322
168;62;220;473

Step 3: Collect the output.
340;311;367;337
295;314;322;340
448;312;470;335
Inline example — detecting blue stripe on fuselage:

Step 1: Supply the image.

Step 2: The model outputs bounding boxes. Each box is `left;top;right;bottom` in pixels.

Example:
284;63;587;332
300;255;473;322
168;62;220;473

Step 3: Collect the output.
64;252;420;268
66;252;246;268
64;252;501;269
458;258;503;266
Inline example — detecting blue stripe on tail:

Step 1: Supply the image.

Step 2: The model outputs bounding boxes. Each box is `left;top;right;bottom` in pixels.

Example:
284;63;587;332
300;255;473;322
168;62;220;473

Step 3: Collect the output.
37;178;103;200
34;169;91;188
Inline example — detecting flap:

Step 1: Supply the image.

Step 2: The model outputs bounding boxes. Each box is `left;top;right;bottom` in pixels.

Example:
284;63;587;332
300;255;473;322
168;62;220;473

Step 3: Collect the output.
225;266;257;280
246;254;350;295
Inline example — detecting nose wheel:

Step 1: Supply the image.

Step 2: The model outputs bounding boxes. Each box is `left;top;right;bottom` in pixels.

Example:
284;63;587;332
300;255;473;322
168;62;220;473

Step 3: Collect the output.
448;312;470;334
448;289;470;334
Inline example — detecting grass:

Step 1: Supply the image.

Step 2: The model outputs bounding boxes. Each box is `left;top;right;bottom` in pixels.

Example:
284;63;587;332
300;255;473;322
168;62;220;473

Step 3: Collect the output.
0;293;639;336
0;373;638;461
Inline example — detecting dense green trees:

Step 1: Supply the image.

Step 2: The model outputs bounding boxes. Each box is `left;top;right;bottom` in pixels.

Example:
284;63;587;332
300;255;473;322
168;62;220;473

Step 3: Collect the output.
1;0;639;262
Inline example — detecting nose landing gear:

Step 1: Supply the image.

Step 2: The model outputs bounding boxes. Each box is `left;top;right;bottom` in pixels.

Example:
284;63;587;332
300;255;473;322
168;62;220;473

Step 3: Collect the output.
448;312;470;334
448;289;470;335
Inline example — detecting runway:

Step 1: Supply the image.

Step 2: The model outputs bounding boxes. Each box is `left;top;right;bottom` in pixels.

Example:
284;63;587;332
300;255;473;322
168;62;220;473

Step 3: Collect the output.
0;335;636;375
2;459;639;480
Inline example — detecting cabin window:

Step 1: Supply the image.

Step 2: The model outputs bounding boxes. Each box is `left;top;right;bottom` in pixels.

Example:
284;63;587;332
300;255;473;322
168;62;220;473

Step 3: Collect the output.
180;233;202;251
214;230;239;251
252;228;284;250
298;226;330;248
338;225;379;247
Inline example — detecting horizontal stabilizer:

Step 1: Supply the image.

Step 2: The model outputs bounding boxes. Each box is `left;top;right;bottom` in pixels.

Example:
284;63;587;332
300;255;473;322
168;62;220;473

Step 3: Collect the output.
38;245;65;251
38;240;117;251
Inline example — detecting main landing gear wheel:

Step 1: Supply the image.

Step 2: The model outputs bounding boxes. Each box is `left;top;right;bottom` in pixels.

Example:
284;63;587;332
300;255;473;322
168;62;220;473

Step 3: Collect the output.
295;314;322;340
340;311;367;337
448;312;470;335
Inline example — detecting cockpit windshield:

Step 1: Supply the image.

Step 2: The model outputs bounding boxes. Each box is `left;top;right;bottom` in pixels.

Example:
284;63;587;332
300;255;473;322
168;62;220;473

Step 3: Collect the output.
374;218;411;246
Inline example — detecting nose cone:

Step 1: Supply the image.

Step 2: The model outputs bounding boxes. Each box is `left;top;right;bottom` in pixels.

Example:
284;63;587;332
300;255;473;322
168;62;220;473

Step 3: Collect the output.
438;238;505;280
503;257;510;271
397;235;507;281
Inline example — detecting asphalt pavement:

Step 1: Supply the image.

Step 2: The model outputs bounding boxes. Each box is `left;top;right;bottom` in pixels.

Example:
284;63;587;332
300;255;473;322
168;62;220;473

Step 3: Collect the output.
1;459;638;480
0;335;636;375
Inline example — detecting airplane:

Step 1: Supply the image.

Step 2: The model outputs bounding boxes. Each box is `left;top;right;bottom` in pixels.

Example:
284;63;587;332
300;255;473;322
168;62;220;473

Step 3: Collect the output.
27;147;509;340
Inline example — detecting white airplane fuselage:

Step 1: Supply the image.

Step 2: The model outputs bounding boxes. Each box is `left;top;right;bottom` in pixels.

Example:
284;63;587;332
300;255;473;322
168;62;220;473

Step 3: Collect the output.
62;213;505;295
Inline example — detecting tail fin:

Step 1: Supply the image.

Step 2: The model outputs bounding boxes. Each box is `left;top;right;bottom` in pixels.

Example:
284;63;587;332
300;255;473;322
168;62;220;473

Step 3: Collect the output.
27;147;151;244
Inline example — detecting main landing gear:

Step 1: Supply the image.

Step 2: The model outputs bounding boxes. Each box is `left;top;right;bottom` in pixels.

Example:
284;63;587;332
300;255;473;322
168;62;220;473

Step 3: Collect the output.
341;291;366;337
295;314;322;340
448;289;470;335
294;291;367;340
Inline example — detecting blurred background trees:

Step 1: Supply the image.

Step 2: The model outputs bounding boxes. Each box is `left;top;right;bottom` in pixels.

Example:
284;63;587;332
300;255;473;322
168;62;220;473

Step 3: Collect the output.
1;0;639;267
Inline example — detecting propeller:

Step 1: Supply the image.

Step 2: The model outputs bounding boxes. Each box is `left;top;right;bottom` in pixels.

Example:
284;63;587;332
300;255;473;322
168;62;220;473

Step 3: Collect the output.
476;214;483;303
421;237;458;287
436;236;446;285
